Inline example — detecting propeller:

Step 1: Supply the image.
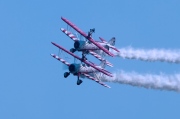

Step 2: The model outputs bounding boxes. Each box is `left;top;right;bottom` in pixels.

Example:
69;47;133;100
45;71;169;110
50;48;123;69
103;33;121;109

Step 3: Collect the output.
62;63;68;70
74;51;79;63
57;49;70;70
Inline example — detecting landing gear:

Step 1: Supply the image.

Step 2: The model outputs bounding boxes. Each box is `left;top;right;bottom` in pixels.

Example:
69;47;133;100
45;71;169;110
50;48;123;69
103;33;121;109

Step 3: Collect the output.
81;55;87;61
77;79;83;85
64;72;70;78
70;48;76;53
81;53;87;61
77;74;83;85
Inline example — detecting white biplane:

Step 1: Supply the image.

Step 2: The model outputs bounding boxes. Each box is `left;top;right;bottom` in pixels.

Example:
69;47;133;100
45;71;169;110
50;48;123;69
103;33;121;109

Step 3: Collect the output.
51;42;112;88
60;17;120;67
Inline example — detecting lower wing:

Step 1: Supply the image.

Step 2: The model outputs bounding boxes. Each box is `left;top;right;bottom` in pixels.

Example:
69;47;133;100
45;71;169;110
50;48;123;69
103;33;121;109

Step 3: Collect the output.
89;50;113;67
81;73;111;88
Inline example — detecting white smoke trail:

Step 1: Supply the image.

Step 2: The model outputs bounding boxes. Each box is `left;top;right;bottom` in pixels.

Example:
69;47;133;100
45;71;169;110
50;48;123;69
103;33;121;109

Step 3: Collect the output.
112;47;180;63
101;71;180;92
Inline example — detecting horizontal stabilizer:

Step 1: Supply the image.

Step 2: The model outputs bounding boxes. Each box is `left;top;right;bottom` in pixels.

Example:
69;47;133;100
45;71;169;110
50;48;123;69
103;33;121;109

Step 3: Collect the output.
99;37;107;43
100;37;120;52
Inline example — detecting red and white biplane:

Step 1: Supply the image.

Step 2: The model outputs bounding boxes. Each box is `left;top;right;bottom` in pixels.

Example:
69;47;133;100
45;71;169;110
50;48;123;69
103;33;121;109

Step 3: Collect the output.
51;42;112;88
60;17;120;67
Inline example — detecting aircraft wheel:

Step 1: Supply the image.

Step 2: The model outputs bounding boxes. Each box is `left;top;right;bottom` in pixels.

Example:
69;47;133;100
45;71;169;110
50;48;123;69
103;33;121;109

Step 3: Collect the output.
77;79;83;85
64;72;70;78
70;48;76;53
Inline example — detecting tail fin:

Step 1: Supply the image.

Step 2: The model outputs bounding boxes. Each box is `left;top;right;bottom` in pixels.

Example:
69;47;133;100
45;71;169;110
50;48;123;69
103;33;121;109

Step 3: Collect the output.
108;37;115;46
99;60;106;68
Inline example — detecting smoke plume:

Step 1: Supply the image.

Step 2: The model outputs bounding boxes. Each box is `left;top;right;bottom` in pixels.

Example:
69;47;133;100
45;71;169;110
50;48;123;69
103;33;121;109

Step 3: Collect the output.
101;71;180;92
113;47;180;63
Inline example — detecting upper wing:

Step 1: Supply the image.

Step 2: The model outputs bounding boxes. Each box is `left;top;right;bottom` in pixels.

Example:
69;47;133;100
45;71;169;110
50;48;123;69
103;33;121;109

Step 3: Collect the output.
60;28;79;41
89;50;113;67
50;54;70;66
61;17;114;57
51;42;113;77
81;73;111;88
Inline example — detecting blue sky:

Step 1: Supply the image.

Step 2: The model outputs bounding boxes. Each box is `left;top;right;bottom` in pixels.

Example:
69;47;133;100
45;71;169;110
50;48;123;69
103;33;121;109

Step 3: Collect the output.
0;0;180;119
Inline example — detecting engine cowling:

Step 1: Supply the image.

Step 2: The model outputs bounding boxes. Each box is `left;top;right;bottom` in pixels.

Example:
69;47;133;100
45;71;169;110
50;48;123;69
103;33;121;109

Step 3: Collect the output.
68;63;80;74
74;41;85;50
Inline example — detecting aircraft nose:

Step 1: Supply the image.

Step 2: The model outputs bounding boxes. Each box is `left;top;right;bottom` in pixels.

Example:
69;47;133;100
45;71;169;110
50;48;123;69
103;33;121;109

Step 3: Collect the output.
69;64;76;73
74;41;80;49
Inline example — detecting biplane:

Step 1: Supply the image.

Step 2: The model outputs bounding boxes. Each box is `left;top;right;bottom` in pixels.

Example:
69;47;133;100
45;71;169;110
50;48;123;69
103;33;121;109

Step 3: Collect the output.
51;42;112;88
60;17;120;67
